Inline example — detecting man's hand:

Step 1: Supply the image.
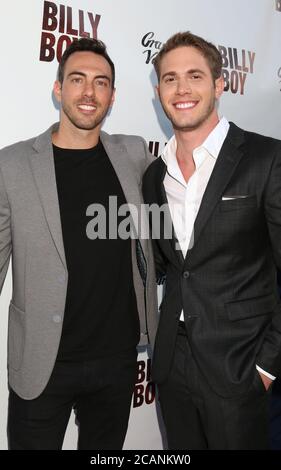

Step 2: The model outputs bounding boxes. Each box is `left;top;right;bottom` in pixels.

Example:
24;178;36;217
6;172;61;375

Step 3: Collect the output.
258;371;273;391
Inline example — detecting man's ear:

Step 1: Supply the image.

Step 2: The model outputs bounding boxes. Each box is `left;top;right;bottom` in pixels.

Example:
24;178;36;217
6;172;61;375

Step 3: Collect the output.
53;80;62;103
215;75;225;99
155;85;160;98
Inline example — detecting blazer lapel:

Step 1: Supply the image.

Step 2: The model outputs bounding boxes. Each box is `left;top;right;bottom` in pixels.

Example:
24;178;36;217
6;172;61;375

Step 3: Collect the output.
191;123;246;251
29;123;67;269
100;132;149;258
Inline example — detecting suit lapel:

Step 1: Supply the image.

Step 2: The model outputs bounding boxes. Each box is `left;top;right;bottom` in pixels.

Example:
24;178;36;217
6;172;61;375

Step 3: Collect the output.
155;159;184;266
29;123;67;269
191;123;245;252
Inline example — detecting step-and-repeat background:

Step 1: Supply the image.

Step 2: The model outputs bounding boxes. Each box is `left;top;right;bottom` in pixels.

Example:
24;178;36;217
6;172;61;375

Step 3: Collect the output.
0;0;280;450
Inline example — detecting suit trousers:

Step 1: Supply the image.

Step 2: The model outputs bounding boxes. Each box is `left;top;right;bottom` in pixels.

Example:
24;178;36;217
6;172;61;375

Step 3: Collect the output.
270;378;281;449
8;348;137;450
158;322;271;450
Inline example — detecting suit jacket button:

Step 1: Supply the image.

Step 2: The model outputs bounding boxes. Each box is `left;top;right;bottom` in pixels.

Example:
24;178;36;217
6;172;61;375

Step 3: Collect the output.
53;315;62;323
183;271;190;279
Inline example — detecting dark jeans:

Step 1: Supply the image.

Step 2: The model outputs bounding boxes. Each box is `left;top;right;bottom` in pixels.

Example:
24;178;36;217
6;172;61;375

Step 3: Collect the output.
158;323;271;450
8;348;137;450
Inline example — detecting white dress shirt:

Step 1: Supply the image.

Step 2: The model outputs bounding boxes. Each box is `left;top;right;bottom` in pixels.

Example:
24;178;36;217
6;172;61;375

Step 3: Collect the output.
161;117;275;381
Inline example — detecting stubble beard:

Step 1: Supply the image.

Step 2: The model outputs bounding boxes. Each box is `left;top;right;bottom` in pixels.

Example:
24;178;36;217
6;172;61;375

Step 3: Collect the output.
161;95;216;133
61;101;110;131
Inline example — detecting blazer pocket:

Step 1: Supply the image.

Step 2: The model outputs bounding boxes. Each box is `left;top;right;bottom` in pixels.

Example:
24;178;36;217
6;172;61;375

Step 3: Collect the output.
220;195;257;212
8;302;25;371
225;294;275;321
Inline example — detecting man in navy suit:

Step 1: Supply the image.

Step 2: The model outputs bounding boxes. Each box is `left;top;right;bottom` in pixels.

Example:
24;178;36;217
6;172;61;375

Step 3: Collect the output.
143;31;281;449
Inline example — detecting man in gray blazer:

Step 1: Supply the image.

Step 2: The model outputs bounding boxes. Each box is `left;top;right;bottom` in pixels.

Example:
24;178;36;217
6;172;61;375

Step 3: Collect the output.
0;38;157;449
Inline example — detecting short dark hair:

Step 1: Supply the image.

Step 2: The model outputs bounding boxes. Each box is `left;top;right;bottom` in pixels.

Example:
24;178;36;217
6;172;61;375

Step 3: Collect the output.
57;37;115;88
153;31;222;83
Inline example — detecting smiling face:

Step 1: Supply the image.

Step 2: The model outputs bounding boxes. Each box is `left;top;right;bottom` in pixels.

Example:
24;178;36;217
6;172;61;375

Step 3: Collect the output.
157;46;224;134
53;51;115;133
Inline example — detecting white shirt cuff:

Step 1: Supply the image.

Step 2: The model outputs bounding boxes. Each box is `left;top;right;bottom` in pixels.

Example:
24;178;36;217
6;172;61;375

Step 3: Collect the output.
256;365;276;380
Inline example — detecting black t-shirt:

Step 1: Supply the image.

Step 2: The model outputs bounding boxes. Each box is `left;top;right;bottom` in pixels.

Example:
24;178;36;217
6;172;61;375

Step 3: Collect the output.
53;141;139;361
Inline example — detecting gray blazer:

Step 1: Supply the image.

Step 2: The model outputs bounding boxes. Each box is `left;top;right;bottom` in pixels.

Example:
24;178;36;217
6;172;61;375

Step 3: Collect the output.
0;123;158;399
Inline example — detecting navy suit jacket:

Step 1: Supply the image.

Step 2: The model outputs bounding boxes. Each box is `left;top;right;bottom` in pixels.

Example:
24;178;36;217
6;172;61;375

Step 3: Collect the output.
143;122;281;397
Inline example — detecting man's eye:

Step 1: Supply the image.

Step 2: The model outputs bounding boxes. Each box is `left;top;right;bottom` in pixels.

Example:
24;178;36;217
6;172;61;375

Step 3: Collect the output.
72;78;82;84
96;80;108;87
165;77;175;83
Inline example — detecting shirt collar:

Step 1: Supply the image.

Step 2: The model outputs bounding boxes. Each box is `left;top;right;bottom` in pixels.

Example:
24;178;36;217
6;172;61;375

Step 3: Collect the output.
201;116;230;160
162;116;230;170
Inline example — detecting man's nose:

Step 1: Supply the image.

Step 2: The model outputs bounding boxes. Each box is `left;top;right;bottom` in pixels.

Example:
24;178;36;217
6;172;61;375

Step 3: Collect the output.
176;78;192;95
83;81;95;97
